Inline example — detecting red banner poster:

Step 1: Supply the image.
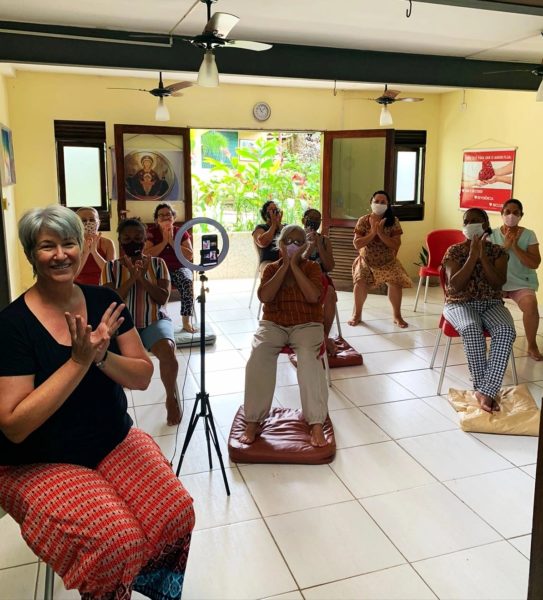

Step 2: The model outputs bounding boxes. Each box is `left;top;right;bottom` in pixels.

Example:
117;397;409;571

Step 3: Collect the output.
459;148;516;212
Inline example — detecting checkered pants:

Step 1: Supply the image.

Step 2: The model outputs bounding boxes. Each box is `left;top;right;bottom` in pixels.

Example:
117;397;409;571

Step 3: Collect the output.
443;299;516;399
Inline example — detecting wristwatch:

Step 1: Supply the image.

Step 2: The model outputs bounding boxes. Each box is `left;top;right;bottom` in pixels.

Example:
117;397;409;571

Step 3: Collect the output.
95;351;109;370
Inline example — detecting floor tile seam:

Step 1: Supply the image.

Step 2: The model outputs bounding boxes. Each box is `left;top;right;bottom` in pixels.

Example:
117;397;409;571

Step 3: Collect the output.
464;431;521;469
421;478;516;543
418;397;461;426
0;560;39;572
356;404;458;440
298;561;424;596
409;537;527;567
264;497;412;590
235;467;303;594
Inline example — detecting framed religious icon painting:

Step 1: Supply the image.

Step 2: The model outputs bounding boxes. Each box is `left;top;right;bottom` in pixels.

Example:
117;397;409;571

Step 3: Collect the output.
0;124;16;186
113;124;192;223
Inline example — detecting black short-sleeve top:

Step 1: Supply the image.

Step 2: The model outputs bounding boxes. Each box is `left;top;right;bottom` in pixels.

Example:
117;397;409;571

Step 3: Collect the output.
253;223;282;263
0;285;134;468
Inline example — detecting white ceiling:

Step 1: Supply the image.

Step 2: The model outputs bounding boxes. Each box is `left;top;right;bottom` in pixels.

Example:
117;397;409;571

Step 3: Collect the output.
1;0;542;89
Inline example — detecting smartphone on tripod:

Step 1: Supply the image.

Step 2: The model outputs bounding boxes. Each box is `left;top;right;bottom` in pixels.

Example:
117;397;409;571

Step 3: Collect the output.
201;233;218;266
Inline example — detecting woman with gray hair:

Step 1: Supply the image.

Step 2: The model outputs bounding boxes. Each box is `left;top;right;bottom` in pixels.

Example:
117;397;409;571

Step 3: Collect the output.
0;205;195;600
241;224;330;447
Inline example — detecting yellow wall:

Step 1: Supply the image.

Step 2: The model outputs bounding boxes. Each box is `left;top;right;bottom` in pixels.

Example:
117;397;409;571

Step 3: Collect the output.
0;72;21;298
436;88;543;301
5;70;441;290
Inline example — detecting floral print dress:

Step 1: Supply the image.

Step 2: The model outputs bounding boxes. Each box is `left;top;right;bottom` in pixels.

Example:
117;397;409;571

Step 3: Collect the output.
352;215;412;289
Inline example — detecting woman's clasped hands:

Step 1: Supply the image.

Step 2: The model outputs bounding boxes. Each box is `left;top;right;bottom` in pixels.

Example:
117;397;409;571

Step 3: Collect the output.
65;302;126;367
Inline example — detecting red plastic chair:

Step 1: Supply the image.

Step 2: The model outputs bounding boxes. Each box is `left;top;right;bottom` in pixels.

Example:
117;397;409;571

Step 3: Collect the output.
413;229;465;312
429;269;518;395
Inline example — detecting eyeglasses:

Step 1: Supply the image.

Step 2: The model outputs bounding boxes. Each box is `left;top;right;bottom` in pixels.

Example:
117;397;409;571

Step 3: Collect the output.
157;213;173;219
285;239;305;246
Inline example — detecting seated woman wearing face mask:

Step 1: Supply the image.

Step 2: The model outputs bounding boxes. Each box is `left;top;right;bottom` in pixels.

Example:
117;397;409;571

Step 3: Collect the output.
442;208;516;413
75;207;115;285
489;199;542;361
240;225;329;448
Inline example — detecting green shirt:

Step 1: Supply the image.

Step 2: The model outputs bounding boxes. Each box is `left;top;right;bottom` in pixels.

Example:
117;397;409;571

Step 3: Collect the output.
488;227;539;291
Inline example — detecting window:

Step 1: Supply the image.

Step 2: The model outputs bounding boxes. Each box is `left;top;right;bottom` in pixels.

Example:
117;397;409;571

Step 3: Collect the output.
54;120;109;228
391;130;426;221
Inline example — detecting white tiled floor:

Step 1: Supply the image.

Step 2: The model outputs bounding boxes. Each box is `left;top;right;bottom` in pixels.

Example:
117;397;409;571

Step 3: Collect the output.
1;279;542;599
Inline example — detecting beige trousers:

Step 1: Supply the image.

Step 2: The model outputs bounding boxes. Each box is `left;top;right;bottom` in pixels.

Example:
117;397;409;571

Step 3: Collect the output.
244;320;328;425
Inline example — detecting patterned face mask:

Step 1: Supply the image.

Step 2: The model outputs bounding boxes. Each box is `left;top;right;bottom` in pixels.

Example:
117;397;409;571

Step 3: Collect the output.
83;221;98;235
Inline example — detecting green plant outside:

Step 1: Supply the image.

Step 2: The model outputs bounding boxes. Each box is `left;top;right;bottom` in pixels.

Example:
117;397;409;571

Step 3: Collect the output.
192;135;321;232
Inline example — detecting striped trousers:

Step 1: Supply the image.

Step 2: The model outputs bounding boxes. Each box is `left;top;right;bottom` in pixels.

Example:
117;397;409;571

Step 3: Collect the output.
0;428;195;600
443;299;516;399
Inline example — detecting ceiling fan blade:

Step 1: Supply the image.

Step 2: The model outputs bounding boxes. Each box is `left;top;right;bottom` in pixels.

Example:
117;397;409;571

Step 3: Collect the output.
204;12;239;39
396;97;424;102
170;92;184;97
382;89;401;100
483;68;532;74
107;87;150;92
224;39;273;51
165;81;193;92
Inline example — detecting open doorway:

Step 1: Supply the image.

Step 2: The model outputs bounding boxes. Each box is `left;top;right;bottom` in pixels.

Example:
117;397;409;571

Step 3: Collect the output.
190;129;322;279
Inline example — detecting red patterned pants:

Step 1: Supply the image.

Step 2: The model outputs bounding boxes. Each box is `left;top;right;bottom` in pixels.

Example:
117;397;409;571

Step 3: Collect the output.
0;428;195;600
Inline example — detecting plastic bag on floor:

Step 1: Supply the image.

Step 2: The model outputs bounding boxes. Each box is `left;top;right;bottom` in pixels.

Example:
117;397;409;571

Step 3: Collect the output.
448;384;540;436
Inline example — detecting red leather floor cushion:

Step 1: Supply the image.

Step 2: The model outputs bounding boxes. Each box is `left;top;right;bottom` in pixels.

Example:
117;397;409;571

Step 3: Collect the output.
228;406;336;464
288;337;363;369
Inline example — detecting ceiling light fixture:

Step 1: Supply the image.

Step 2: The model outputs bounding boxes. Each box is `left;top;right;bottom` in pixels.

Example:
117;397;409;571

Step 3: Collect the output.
379;106;393;127
536;79;543;102
197;49;219;87
155;97;170;121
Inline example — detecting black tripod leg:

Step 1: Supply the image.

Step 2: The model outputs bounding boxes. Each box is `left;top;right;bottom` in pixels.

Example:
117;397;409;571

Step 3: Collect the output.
204;417;213;470
205;407;231;496
175;398;201;477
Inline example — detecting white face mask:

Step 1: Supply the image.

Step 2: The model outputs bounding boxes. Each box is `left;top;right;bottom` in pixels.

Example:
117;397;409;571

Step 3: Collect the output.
503;214;521;227
463;223;485;240
371;202;388;216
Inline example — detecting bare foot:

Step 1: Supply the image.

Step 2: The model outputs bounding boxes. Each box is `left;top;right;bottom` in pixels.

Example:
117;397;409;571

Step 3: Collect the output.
326;337;339;357
528;347;543;361
240;422;259;444
182;319;197;334
394;317;408;328
475;391;500;413
166;397;182;426
310;423;328;447
348;315;362;326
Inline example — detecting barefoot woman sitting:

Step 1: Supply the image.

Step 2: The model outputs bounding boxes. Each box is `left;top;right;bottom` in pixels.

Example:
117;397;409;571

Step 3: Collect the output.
241;225;329;447
442;208;516;413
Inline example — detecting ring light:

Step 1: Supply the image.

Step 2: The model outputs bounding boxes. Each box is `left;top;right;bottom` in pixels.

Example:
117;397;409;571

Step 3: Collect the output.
173;217;230;272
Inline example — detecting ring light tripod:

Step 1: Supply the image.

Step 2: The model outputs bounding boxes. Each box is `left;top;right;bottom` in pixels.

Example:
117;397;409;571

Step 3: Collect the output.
173;218;230;495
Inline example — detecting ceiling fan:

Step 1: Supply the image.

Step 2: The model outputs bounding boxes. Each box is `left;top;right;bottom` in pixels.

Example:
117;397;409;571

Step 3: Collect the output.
484;64;543;101
367;85;424;126
188;0;273;87
108;72;192;121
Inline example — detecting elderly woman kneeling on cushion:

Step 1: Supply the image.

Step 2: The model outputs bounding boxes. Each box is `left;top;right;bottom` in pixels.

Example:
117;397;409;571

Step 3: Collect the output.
241;225;329;447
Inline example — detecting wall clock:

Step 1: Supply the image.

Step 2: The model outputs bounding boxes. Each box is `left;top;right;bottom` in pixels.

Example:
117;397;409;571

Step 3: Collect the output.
253;102;271;122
